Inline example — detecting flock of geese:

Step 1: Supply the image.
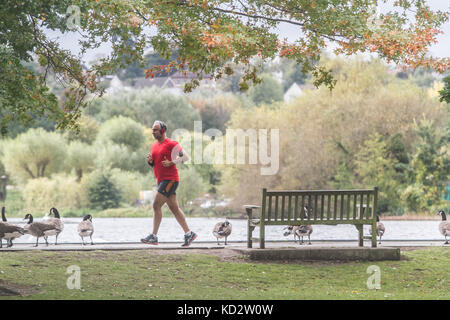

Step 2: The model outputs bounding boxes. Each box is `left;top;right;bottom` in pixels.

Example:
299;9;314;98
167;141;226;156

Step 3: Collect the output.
0;207;93;248
282;210;450;245
0;206;449;247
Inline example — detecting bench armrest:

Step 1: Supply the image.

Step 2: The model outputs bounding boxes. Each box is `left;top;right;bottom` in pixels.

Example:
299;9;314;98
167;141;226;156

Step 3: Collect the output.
243;205;260;219
243;205;260;209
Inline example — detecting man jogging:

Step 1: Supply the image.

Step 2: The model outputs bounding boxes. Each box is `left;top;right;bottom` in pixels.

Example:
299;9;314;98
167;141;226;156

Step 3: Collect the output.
141;120;197;247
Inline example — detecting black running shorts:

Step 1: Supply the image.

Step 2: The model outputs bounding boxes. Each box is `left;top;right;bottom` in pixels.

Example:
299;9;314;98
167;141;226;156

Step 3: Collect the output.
157;180;179;198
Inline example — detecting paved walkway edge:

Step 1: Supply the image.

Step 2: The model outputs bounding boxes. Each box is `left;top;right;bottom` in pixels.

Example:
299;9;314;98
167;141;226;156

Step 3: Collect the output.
1;243;402;261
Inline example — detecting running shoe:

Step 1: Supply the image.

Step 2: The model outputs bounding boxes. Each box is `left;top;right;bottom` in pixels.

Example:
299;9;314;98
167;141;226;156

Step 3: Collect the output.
141;233;158;245
181;231;197;247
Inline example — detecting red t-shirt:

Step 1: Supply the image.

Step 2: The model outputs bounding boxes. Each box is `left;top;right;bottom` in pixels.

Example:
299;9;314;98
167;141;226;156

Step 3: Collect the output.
150;138;181;183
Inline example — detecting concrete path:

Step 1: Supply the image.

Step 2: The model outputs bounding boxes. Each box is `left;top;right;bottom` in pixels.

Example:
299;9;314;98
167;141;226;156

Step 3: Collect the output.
0;239;447;252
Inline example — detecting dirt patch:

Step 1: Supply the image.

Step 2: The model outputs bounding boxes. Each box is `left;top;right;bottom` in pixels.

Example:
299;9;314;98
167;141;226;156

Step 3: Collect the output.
0;280;39;297
140;249;356;265
144;248;247;262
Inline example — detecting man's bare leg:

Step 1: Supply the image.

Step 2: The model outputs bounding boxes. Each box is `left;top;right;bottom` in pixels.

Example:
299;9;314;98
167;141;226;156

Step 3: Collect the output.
152;192;168;235
166;194;189;233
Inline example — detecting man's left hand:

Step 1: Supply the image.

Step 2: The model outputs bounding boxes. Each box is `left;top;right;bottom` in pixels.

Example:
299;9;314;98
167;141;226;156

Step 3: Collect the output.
162;156;173;167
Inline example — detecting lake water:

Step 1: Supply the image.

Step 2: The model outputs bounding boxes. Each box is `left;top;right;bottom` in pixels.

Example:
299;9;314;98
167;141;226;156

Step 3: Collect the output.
4;217;445;244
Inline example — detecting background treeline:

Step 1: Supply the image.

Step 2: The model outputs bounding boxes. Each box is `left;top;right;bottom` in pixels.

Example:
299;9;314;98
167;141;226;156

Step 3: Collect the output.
218;58;449;215
0;56;448;216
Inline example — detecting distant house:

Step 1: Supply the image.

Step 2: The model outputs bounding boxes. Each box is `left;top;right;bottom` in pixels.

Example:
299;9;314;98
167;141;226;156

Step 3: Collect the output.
284;82;303;103
104;75;132;95
129;71;217;95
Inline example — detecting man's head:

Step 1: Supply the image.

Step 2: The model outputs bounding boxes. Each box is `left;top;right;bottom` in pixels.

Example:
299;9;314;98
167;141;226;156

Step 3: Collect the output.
152;120;167;140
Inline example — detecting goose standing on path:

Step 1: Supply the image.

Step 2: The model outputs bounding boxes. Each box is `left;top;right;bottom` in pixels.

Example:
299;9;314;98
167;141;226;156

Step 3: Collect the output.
369;215;386;244
212;219;232;245
283;225;301;244
295;225;313;245
43;207;64;245
23;214;59;247
78;215;94;245
0;207;26;248
437;210;450;245
369;215;385;244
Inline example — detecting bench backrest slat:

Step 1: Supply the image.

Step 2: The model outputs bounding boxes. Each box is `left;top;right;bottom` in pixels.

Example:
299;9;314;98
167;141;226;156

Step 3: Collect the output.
268;195;272;221
333;193;338;220
366;193;372;219
274;195;279;221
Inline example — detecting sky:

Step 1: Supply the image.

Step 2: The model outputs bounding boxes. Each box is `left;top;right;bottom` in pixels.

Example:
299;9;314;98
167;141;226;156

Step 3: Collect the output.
47;1;449;66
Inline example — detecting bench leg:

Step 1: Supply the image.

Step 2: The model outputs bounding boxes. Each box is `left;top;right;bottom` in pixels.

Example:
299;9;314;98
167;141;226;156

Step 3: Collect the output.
259;223;265;249
371;222;377;248
246;208;253;248
247;222;253;249
357;225;363;247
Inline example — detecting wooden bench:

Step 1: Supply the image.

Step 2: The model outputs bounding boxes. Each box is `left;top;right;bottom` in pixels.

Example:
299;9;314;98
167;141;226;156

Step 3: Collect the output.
244;187;379;248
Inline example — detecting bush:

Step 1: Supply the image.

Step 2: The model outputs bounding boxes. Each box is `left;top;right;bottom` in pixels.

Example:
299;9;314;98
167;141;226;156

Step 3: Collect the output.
65;141;96;181
22;174;83;212
64;115;99;145
109;169;150;206
0;139;6;176
84;170;122;210
96;116;146;152
247;74;284;105
94;142;150;174
176;166;209;208
1;128;67;184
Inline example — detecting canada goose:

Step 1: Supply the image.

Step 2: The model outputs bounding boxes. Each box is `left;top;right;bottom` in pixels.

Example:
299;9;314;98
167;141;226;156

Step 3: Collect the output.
295;225;313;245
43;207;64;245
437;210;450;245
212;219;232;245
23;213;59;247
369;215;385;244
376;215;385;244
283;225;301;244
78;214;94;245
0;207;26;248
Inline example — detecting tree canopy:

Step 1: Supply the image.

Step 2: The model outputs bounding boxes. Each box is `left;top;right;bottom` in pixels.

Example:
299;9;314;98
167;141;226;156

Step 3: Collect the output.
1;0;448;132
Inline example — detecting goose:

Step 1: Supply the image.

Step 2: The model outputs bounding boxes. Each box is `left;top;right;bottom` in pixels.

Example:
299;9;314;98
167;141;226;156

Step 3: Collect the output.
78;214;94;245
376;215;385;244
42;207;64;245
212;219;232;245
283;225;301;244
0;207;26;248
437;210;450;245
295;225;313;245
369;215;385;244
23;213;59;247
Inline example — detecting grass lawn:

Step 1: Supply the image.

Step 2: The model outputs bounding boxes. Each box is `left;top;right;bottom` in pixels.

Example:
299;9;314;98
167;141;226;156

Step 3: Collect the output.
0;247;448;300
